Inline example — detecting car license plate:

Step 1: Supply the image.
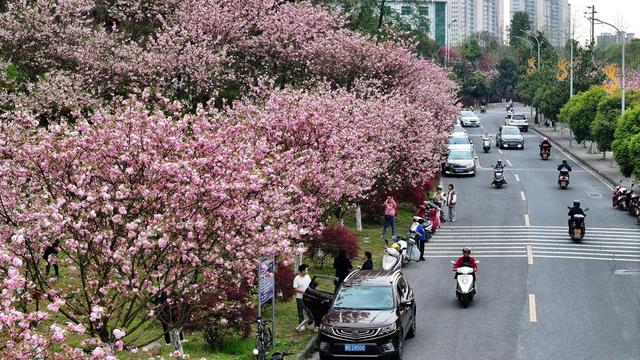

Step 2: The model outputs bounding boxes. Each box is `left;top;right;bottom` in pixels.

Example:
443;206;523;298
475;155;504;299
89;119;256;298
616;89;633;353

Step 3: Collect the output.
454;168;465;173
345;344;366;352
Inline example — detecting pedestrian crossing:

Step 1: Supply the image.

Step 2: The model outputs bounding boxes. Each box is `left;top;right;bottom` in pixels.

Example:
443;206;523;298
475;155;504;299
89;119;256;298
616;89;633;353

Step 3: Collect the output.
425;225;640;262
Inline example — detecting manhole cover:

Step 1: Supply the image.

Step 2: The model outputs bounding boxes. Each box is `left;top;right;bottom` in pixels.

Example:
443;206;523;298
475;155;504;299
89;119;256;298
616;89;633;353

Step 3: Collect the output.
587;192;603;198
614;269;640;276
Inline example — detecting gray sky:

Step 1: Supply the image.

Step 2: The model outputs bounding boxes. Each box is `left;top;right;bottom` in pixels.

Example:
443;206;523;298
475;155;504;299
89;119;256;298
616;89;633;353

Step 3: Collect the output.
504;0;639;44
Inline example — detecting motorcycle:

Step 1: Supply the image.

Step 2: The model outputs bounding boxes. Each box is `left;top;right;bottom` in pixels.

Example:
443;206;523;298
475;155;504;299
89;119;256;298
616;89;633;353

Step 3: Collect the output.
409;216;433;240
629;192;639;217
558;169;570;189
491;165;507;188
394;235;421;263
539;143;550;160
482;137;491;153
480;105;486;113
450;260;478;308
612;180;624;207
622;184;635;211
568;207;589;242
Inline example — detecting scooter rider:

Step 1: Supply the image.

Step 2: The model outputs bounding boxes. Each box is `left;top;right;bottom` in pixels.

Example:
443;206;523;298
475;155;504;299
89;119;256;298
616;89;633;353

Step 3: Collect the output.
539;137;552;152
482;131;492;142
568;200;585;232
558;159;572;177
495;159;505;171
453;247;477;280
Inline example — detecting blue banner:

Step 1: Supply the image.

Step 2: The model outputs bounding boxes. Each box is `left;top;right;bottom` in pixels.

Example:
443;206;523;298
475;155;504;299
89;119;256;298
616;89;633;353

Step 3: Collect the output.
259;258;275;305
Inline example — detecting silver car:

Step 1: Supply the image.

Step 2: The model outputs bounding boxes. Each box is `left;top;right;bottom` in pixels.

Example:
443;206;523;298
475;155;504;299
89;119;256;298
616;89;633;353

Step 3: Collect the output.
448;135;474;152
496;125;525;149
443;149;477;176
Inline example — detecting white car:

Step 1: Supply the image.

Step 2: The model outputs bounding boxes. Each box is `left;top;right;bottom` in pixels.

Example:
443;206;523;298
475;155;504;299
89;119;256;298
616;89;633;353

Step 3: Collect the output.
460;111;480;127
448;135;474;152
505;113;529;132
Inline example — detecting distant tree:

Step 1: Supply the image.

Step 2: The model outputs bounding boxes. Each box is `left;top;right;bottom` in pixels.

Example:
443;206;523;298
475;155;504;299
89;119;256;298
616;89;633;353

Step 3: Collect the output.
509;12;531;52
492;57;518;99
591;90;640;158
613;105;640;178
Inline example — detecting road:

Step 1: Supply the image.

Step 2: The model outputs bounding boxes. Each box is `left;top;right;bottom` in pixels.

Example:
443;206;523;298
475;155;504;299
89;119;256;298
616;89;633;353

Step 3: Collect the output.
399;106;640;360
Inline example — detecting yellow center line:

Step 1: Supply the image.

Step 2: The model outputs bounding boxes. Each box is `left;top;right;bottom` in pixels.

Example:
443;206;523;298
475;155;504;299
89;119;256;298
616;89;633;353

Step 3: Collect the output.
527;245;533;265
529;294;538;322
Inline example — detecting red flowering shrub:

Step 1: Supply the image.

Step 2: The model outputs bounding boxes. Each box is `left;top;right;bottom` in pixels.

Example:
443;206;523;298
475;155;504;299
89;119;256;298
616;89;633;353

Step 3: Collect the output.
306;226;360;268
275;262;295;301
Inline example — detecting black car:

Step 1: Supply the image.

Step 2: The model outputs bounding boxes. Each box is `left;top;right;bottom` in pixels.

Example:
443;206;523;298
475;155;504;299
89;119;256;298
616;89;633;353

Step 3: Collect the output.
304;270;416;360
496;125;525;150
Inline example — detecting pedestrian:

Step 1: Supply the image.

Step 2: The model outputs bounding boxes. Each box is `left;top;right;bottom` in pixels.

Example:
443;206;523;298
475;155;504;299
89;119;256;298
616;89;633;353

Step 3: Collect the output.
434;185;447;223
293;264;313;331
381;195;397;238
333;249;352;286
446;184;457;222
361;251;373;270
415;218;427;261
43;240;60;277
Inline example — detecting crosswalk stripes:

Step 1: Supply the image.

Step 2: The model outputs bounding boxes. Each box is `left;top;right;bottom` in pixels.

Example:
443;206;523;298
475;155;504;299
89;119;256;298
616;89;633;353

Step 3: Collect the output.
425;225;640;262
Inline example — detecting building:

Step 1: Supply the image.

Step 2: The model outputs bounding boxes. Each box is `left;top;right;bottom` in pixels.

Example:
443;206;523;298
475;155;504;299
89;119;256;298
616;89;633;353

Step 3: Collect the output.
448;0;504;46
387;1;448;46
597;32;636;47
510;0;570;47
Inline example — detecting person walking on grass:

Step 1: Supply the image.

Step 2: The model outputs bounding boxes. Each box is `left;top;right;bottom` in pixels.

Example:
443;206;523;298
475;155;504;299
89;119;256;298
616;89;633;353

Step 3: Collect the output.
361;251;373;270
43;240;60;277
446;184;457;222
333;249;352;286
293;264;313;331
381;196;397;238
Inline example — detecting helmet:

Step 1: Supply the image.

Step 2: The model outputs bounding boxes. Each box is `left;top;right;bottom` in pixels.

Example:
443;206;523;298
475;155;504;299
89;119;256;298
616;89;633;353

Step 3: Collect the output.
543;137;548;141
462;247;471;254
391;242;401;250
437;185;443;190
562;159;568;164
573;200;580;207
497;159;503;164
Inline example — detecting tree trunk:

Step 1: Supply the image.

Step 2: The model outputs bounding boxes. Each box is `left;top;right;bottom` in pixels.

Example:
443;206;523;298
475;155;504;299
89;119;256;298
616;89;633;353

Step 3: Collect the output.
355;205;362;232
170;328;184;357
377;0;385;30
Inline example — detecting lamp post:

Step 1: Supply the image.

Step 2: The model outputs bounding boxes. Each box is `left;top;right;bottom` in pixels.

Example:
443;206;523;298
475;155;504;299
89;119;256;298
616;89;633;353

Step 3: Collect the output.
524;31;541;70
593;18;626;116
445;19;457;69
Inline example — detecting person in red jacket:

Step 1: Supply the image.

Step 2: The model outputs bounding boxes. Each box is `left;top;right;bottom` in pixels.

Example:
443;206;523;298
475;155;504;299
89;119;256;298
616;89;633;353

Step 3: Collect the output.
453;247;477;279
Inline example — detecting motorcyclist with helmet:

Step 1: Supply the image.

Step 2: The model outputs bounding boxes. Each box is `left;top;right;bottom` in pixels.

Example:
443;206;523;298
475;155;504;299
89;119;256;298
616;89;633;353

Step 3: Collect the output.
539;137;552;155
491;159;507;186
558;159;572;182
568;200;585;233
453;247;477;281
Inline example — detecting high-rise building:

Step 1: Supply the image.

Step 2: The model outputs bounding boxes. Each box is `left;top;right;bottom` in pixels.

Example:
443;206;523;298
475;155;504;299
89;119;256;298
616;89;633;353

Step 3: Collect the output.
386;1;449;46
510;0;570;47
448;0;504;45
597;32;635;47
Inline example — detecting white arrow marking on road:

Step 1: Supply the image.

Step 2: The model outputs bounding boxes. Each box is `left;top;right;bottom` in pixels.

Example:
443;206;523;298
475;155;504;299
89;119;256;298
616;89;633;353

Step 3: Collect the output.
524;214;530;226
520;191;526;201
529;294;538;322
527;245;533;265
515;174;520;182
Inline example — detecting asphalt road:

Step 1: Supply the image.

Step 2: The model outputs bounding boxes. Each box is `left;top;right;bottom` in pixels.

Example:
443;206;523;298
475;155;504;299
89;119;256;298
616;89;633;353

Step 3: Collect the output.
399;106;640;360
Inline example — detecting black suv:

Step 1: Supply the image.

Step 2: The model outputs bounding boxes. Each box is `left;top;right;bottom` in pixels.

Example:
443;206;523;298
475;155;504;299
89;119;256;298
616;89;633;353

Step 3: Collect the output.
303;270;416;360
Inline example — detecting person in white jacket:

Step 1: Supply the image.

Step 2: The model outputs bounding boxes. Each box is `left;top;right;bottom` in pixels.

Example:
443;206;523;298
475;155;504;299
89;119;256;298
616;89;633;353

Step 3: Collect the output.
446;184;457;222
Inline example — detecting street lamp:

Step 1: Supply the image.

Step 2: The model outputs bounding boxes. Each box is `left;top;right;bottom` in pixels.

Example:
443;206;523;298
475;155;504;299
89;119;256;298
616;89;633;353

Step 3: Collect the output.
524;30;541;70
445;18;457;69
592;18;626;116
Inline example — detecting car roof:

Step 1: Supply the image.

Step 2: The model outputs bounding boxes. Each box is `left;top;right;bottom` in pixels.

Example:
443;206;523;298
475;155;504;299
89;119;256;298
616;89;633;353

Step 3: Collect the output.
343;269;400;286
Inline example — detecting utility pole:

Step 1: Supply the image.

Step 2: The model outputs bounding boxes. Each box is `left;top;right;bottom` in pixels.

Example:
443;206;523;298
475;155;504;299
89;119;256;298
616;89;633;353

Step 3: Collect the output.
586;5;597;49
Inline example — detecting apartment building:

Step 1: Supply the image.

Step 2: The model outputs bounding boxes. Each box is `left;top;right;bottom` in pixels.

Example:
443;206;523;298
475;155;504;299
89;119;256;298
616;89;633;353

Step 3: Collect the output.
510;0;570;47
387;1;448;45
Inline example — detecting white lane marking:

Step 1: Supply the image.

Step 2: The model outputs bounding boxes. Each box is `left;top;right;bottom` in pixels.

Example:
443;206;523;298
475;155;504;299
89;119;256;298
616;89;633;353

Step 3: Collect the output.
529;294;538;322
533;247;640;254
423;254;528;258
520;191;526;201
430;240;640;247
438;225;640;231
498;148;504;154
527;245;533;265
532;250;640;257
515;174;520;182
534;255;640;262
531;130;613;190
524;214;530;226
507;159;513;166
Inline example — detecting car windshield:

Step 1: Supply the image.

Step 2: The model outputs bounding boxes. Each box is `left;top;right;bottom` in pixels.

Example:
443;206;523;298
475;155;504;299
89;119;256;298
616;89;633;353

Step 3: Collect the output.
461;111;475;117
448;151;474;160
333;286;394;310
512;114;526;120
448;137;470;145
452;125;465;133
502;127;521;135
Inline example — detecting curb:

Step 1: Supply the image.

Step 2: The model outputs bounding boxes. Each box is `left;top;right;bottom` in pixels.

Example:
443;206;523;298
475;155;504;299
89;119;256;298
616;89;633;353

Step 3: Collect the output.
294;334;317;360
530;127;618;187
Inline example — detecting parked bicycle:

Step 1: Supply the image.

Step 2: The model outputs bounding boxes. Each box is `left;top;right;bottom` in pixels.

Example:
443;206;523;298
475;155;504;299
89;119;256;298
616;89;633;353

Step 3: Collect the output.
252;317;273;360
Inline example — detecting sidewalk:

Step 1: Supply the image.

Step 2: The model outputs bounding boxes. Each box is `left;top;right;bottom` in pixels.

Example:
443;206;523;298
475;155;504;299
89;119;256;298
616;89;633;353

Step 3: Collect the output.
529;121;634;189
